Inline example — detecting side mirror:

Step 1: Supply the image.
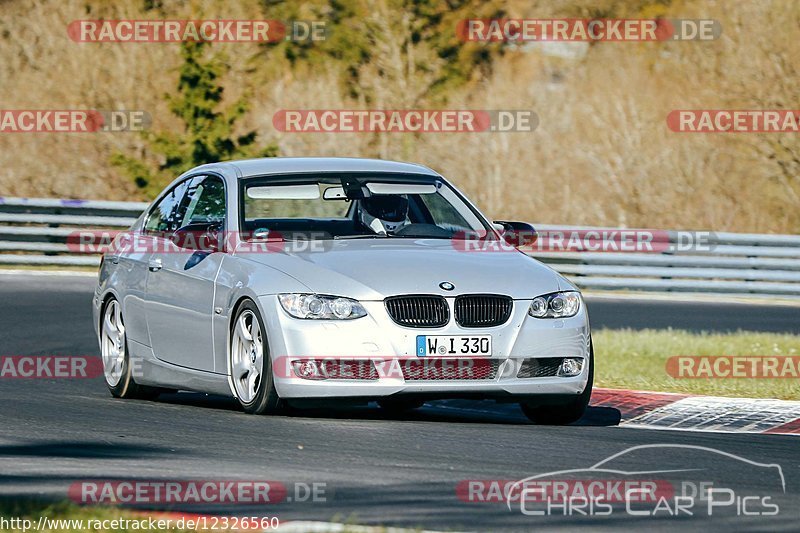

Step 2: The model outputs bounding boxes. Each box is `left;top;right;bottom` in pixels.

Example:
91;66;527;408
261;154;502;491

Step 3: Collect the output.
170;223;223;253
493;220;537;247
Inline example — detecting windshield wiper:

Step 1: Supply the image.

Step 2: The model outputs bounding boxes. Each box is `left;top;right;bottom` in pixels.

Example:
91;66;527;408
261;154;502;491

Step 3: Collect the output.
334;234;453;240
333;234;389;240
391;234;451;239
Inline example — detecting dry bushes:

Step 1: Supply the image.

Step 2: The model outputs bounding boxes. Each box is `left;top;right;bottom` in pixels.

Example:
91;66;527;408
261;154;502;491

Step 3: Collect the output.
0;0;798;233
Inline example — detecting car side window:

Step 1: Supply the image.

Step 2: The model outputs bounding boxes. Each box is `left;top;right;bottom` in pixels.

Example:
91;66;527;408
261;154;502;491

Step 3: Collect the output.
143;180;191;236
179;175;226;228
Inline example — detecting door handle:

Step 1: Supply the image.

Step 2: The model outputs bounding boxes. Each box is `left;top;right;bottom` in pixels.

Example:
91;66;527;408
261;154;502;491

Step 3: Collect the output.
148;258;163;272
110;256;120;265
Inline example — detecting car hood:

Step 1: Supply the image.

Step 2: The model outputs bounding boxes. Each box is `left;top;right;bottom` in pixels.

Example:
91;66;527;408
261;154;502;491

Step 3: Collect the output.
237;238;565;301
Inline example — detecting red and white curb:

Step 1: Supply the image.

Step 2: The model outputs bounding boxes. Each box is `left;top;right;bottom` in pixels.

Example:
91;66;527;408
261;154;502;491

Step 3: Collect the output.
592;388;800;435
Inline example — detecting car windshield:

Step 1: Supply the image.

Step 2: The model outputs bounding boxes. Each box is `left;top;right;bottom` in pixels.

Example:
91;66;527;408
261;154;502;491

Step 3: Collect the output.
240;174;493;240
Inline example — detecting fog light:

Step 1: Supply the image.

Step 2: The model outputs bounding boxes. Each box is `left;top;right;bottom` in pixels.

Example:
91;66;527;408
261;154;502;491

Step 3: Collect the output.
292;360;324;380
558;357;584;377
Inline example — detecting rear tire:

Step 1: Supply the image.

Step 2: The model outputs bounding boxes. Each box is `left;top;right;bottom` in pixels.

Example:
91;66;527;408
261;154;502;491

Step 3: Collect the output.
520;342;594;425
101;298;161;400
230;300;283;415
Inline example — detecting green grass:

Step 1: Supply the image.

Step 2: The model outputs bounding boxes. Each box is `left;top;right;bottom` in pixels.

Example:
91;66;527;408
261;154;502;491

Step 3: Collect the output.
594;329;800;400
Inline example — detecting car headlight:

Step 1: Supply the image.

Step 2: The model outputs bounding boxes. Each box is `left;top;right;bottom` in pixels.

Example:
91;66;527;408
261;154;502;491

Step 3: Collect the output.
528;291;581;319
278;294;367;320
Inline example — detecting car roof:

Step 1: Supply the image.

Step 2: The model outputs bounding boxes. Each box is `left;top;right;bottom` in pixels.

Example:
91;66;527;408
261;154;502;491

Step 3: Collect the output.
210;157;440;179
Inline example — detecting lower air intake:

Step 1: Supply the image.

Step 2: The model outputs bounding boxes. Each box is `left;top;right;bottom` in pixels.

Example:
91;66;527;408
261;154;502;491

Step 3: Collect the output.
516;357;564;378
401;358;499;381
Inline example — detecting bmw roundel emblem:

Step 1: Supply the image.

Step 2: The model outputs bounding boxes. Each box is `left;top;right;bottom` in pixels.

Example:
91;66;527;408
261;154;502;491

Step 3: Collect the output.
439;281;455;291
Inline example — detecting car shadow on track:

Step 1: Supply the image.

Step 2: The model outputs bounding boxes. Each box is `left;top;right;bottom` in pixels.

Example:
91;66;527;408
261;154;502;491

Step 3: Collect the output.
0;441;171;459
151;393;622;426
287;402;621;427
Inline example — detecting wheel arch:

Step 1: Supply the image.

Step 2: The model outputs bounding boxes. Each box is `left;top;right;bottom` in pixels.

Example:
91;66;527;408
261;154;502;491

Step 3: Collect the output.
99;290;122;330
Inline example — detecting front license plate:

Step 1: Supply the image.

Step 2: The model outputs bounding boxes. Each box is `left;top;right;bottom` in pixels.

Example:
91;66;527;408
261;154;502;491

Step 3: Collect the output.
416;335;491;357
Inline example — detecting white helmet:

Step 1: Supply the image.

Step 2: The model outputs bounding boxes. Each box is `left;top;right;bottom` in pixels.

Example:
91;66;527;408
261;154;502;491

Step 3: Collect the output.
359;195;409;234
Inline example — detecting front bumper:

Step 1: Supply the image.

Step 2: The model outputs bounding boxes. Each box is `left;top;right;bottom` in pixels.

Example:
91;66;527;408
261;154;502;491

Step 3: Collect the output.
259;295;592;400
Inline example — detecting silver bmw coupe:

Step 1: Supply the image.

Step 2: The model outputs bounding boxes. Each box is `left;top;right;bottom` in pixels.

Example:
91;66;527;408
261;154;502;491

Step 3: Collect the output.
93;157;593;424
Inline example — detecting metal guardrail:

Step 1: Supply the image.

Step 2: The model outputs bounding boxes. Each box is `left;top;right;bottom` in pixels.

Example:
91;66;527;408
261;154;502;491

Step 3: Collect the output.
1;196;799;297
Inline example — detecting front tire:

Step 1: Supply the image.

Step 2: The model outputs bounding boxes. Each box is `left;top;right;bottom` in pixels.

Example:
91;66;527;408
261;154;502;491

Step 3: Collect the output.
520;343;594;425
230;300;283;415
101;298;160;400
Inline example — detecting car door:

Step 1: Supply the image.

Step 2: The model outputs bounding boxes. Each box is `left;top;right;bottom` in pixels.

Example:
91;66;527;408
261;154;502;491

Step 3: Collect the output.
128;180;190;347
144;174;227;372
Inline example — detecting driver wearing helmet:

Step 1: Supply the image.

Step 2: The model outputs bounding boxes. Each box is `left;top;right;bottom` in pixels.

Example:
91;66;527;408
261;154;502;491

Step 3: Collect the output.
358;194;409;235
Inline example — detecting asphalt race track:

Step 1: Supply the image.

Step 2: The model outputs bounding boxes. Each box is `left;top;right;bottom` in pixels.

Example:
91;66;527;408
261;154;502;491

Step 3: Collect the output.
0;273;798;531
586;296;800;334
